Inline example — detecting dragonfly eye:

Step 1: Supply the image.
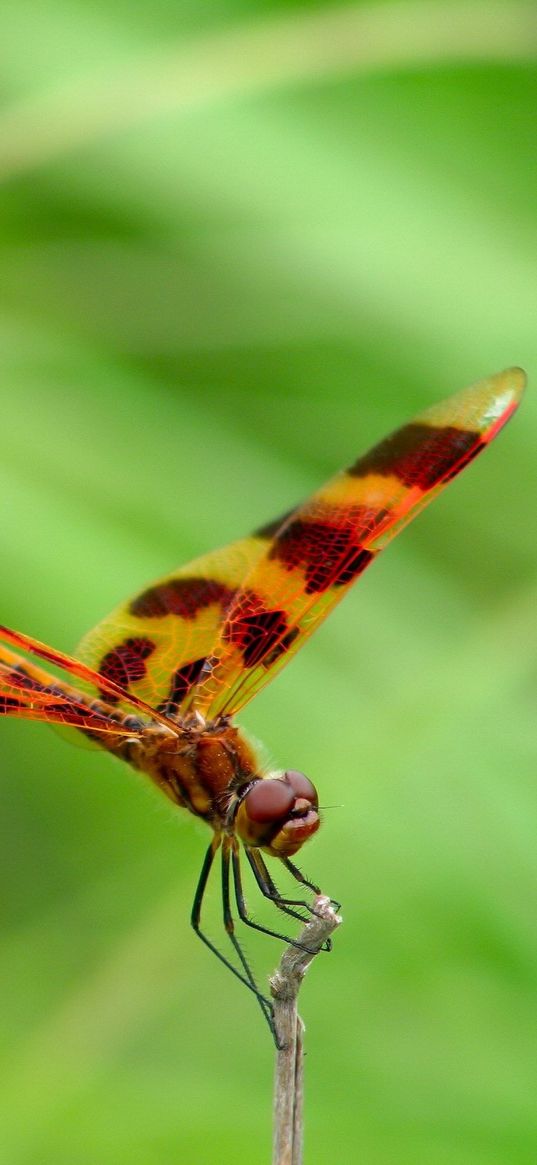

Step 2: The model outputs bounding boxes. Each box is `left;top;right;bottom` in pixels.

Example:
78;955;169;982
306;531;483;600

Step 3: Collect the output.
243;779;294;825
235;772;320;855
283;769;318;807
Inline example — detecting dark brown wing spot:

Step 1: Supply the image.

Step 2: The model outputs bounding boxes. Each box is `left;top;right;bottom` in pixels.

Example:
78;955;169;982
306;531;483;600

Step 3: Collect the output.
439;441;484;483
48;701;110;725
0;695;25;712
98;637;156;702
262;627;299;667
157;656;207;716
5;666;40;691
224;593;294;669
0;667;117;727
349;423;481;489
269;518;375;594
129;577;234;619
0;689;112;726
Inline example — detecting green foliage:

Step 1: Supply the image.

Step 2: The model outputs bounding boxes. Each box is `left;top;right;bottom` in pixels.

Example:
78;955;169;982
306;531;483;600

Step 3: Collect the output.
0;3;535;1162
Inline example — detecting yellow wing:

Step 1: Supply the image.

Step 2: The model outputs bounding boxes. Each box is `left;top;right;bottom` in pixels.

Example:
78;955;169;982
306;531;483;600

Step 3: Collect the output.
78;368;524;724
76;536;270;716
183;368;525;719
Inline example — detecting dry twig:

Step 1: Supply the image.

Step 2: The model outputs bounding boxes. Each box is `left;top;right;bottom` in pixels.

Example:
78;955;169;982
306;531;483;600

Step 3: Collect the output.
270;896;341;1165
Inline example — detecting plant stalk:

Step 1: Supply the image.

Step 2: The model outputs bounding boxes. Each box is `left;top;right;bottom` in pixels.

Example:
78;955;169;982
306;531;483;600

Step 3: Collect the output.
270;896;341;1165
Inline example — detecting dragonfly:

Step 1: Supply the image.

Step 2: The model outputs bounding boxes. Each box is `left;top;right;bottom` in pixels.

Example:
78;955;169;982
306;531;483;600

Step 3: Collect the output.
0;367;525;1038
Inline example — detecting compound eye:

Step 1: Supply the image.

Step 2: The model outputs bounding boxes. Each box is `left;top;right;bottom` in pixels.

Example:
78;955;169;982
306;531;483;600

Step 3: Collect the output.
244;779;295;825
283;770;318;805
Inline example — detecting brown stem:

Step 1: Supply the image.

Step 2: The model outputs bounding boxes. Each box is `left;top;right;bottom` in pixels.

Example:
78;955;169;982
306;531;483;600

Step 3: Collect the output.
270;896;341;1165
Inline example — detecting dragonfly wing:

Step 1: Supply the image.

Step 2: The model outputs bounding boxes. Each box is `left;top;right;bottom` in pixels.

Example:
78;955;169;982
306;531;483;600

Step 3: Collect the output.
0;627;171;735
76;536;271;718
184;367;525;719
0;672;132;735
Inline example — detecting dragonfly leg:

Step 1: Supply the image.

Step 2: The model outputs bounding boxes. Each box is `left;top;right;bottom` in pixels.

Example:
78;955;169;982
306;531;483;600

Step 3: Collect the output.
220;838;276;1038
280;855;320;895
282;855;341;913
247;848;313;918
231;839;318;953
190;833;277;1040
247;848;333;953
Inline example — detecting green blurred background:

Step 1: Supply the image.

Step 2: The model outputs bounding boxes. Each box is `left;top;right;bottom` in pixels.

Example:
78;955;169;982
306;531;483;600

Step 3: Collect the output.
1;2;536;1162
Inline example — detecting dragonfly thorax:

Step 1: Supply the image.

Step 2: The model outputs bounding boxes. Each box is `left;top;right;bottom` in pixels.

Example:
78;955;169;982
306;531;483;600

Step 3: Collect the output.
120;720;320;855
122;719;258;825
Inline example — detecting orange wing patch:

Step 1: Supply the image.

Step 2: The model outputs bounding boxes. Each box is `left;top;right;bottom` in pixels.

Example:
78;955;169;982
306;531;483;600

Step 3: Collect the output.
0;626;172;736
185;368;526;719
0;669;128;735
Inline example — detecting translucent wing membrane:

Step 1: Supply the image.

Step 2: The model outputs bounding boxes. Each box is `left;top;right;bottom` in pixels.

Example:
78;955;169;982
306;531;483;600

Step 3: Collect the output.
12;368;523;731
0;673;126;735
184;368;526;719
0;626;174;737
76;536;271;719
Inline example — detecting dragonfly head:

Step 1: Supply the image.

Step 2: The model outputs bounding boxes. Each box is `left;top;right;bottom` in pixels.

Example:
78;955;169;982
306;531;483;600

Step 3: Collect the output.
234;770;320;857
